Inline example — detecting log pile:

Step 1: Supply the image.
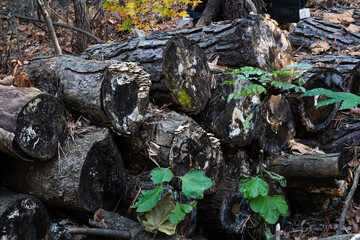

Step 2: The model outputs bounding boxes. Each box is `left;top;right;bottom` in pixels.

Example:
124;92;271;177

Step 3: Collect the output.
0;14;360;239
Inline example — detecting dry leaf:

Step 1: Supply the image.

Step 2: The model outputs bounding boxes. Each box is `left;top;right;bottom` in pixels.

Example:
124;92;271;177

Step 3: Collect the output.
289;139;325;154
344;24;360;33
323;9;355;24
0;75;14;86
148;141;161;167
17;25;28;31
309;38;331;55
349;107;360;116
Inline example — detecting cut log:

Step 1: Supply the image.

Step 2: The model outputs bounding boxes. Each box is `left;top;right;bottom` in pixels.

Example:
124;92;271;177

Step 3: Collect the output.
196;73;262;147
267;153;347;179
346;62;360;94
0;189;49;239
289;18;360;51
118;107;224;193
0;86;66;161
0;126;127;212
25;56;151;134
82;35;211;114
82;15;293;73
260;94;294;154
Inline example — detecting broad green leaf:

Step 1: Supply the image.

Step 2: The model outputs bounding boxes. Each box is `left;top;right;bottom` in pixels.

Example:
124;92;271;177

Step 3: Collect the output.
239;176;268;200
316;98;341;108
227;93;234;103
180;170;213;199
264;170;287;187
250;195;288;224
233;91;239;100
132;185;165;212
243;113;253;131
340;99;360;110
168;202;196;224
151;168;173;184
142;191;177;235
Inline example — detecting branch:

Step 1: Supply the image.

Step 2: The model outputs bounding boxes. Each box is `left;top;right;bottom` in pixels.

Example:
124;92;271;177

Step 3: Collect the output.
0;9;105;44
67;228;131;239
10;11;24;64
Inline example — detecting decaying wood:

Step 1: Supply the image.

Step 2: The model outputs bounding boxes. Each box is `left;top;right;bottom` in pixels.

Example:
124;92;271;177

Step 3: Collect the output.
0;126;126;212
346;62;360;94
25;55;151;134
119;107;224;193
83;35;211;114
82;15;293;72
267;153;346;179
0;189;49;239
289;18;360;51
0;86;66;161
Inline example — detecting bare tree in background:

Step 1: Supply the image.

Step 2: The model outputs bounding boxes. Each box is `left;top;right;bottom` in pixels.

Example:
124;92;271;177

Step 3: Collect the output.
73;0;90;53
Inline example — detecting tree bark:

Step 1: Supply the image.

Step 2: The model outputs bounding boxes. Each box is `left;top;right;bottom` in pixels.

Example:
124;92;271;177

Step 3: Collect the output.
83;35;212;114
0;126;127;212
0;86;66;161
289;18;360;51
0;189;49;239
346;62;360;95
25;55;151;135
72;0;91;53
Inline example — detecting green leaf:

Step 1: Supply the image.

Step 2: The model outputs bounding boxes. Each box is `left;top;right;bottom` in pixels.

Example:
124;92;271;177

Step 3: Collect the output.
142;191;177;235
250;195;288;224
227;93;234;103
243;112;253;131
233;91;239;100
151;168;173;184
168;202;196;224
316;98;342;108
132;185;165;212
340;99;360;110
180;170;213;199
264;170;287;187
239;176;269;200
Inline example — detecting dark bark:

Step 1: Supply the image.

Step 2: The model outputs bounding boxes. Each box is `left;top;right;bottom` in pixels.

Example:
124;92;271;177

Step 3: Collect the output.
289;18;360;51
346;62;360;94
25;55;151;134
0;189;49;239
82;15;293;72
118;107;224;193
0;86;66;161
260;94;294;154
0;126;127;212
83;35;211;114
72;0;91;53
47;218;88;240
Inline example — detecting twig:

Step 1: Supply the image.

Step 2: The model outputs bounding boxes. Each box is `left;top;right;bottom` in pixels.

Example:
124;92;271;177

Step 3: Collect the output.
0;9;105;43
90;0;105;26
36;0;62;55
336;155;360;234
9;11;24;64
67;228;131;239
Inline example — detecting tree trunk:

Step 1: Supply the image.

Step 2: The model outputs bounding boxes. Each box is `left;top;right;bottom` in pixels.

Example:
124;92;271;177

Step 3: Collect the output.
118;106;224;193
289;18;360;51
0;86;66;161
0;189;49;239
82;15;293;73
72;0;90;53
83;35;212;114
346;62;360;95
25;55;151;134
0;126;127;212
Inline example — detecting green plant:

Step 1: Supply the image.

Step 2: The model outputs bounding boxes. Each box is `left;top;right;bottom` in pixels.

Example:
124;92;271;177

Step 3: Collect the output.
132;168;213;235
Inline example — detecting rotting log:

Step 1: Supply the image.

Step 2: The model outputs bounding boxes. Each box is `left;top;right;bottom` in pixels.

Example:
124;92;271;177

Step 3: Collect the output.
196;73;262;147
266;153;347;179
25;55;151;134
83;35;212;114
118;106;224;193
0;126;127;212
82;14;293;75
0;85;66;161
260;94;294;154
289;18;360;51
0;189;49;239
346;62;360;94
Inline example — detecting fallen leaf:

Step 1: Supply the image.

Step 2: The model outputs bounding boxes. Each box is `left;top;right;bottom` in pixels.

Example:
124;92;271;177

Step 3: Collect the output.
0;75;14;86
18;25;28;31
344;24;360;33
323;9;355;24
309;38;331;55
289;139;325;154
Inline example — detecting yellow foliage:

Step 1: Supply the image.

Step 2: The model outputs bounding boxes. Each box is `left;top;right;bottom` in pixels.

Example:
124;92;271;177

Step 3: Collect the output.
103;0;201;31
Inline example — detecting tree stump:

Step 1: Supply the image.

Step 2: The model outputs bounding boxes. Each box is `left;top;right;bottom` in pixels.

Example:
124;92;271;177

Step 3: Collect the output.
0;86;66;161
0;189;49;239
82;35;212;114
25;56;151;134
0;126;127;212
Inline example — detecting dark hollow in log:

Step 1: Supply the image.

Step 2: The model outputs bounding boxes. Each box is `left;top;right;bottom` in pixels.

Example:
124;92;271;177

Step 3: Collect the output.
0;126;127;212
346;62;360;95
267;153;347;179
82;15;292;73
0;86;66;161
25;55;151;134
289;18;360;51
118;107;224;193
46;218;88;240
82;35;211;114
196;73;262;147
260;94;294;154
0;189;49;239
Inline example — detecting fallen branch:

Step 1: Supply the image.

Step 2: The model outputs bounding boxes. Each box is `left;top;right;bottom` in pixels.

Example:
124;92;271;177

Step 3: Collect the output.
0;9;105;43
67;228;131;239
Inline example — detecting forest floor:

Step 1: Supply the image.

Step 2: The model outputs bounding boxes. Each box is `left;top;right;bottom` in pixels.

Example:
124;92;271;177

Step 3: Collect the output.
0;0;360;239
